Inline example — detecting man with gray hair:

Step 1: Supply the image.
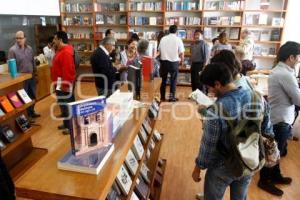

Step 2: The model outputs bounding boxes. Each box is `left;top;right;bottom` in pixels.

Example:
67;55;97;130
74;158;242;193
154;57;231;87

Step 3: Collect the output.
8;31;40;119
91;37;125;97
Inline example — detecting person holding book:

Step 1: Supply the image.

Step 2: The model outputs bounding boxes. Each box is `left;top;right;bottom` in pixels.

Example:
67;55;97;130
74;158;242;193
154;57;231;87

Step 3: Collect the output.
158;25;184;102
91;37;126;97
192;62;273;200
8;30;41;119
190;29;210;91
119;39;139;81
211;32;232;57
51;31;76;135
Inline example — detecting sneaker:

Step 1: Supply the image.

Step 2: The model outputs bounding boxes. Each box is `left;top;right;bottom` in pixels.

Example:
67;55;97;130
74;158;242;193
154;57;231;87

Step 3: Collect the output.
272;176;292;185
57;124;66;130
258;180;283;196
168;98;179;102
62;129;70;135
195;193;204;200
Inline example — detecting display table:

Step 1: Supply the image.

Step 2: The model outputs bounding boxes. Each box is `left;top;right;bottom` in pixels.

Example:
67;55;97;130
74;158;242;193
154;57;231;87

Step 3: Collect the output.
16;78;162;200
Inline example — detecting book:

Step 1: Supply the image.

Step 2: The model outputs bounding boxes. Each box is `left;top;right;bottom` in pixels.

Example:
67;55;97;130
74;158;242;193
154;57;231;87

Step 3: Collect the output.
7;92;23;108
125;149;139;175
153;129;162;142
0;125;17;143
0;108;5;117
258;13;268;25
68;96;113;156
132;135;144;160
16;114;31;132
140;163;151;184
17;89;32;104
260;30;271;41
148;105;158;119
130;192;140;200
57;143;114;175
154;171;163;186
138;127;148;144
272;17;284;26
134;177;148;200
189;89;214;107
0;96;15;113
142;120;152;135
116;164;132;195
149;138;155;151
270;29;280;41
142;56;154;81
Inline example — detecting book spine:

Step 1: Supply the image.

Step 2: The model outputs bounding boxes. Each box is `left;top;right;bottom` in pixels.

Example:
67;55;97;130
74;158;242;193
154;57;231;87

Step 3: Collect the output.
69;116;76;155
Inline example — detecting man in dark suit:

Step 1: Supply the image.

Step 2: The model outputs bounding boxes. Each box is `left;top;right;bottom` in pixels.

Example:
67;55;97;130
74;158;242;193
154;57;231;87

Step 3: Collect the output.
91;37;124;97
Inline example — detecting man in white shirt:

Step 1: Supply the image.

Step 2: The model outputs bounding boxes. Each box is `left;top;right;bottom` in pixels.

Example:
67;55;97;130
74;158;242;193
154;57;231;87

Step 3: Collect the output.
43;36;55;66
158;25;184;102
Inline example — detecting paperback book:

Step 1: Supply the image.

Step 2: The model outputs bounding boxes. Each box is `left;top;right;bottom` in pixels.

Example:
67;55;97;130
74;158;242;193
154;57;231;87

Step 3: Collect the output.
125;149;139;175
189;89;214;107
17;89;32;104
68;96;113;156
57;143;114;175
16;114;31;132
135;177;149;200
0;125;17;143
7;92;23;108
116;164;132;195
0;96;15;113
132;135;144;160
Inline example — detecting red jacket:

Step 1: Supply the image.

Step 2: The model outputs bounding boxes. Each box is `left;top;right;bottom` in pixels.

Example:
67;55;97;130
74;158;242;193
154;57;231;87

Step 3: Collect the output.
51;45;76;92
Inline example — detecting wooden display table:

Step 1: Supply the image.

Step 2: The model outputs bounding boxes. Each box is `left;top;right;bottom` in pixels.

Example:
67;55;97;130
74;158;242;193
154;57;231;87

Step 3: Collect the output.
16;78;162;200
0;73;47;180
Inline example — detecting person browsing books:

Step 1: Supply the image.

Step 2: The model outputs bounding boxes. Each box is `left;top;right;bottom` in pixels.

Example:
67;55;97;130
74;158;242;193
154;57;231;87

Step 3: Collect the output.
192;63;273;200
51;31;76;135
43;36;55;67
8;31;41;119
90;37;126;97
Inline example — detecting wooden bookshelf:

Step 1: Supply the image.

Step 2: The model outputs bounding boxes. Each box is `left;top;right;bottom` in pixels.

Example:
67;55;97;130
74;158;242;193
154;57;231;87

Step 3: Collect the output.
0;73;47;180
58;0;289;71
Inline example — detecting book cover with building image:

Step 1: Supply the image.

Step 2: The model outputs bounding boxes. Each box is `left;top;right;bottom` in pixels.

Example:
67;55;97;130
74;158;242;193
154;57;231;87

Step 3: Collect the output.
68;96;113;156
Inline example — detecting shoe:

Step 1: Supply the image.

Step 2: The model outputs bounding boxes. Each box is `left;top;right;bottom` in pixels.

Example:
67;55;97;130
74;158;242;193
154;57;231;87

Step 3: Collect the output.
258;180;283;196
31;113;41;118
62;129;70;135
168;98;178;102
57;124;66;130
195;193;204;200
29;117;35;124
272;176;292;185
161;98;166;102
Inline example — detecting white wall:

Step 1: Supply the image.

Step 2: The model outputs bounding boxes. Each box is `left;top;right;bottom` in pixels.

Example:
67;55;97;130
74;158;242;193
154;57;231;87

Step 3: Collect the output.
282;0;300;43
0;0;60;16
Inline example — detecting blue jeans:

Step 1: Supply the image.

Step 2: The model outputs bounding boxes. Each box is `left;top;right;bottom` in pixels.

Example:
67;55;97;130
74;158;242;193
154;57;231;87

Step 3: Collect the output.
204;166;252;200
273;122;292;156
23;78;36;116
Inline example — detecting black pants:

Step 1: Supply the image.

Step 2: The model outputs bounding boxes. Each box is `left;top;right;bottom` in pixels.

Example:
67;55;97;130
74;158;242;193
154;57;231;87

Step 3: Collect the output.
159;60;179;100
56;90;75;129
0;156;15;200
191;62;204;91
23;78;36;117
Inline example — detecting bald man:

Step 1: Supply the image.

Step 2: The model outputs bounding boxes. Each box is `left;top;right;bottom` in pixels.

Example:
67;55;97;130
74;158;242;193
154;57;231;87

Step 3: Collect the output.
8;31;40;119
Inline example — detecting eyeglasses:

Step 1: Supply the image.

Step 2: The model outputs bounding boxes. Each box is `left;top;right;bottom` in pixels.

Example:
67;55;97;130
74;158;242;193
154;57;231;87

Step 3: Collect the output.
16;37;24;40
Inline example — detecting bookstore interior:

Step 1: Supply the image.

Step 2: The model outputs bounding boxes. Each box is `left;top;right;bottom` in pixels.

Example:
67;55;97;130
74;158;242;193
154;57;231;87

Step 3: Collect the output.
0;0;300;200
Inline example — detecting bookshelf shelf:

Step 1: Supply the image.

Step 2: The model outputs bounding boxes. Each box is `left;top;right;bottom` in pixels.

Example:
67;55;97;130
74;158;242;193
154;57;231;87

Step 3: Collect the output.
203;9;243;12
179;68;191;73
96;24;128;28
130;25;164;28
61;11;93;14
244;10;287;13
0;101;35;124
129;10;164;13
205;25;242;28
166;10;202;13
63;25;93;28
68;38;93;41
243;25;284;29
95;11;128;13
